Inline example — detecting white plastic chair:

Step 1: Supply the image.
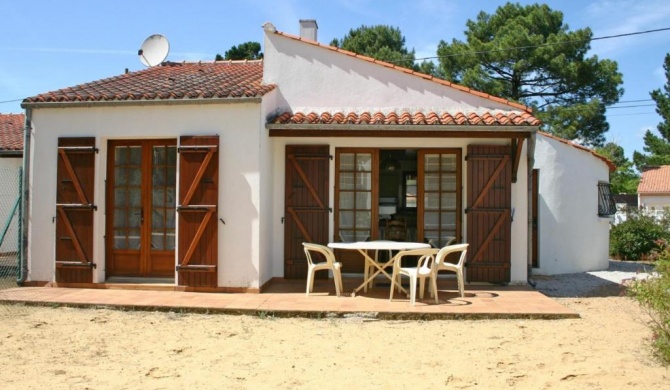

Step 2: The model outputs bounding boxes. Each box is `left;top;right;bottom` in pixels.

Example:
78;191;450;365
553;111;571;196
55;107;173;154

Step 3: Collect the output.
389;248;439;305
302;243;343;297
432;243;469;298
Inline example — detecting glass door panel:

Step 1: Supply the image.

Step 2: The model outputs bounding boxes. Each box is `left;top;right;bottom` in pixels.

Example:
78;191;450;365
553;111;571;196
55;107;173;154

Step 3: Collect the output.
336;151;374;242
419;150;461;248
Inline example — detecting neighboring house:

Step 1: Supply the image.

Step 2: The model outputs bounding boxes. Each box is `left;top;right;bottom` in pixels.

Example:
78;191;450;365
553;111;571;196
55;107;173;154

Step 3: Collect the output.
19;21;613;290
0;113;24;254
612;194;638;225
638;165;670;218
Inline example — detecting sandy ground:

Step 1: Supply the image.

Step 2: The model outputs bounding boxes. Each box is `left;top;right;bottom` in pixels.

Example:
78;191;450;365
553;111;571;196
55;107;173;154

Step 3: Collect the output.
0;297;668;389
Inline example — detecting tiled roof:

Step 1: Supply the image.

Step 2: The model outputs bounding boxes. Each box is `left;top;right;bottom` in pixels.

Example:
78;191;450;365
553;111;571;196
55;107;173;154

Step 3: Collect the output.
0;113;24;151
23;61;275;104
638;165;670;193
271;29;533;113
538;131;615;172
272;110;540;126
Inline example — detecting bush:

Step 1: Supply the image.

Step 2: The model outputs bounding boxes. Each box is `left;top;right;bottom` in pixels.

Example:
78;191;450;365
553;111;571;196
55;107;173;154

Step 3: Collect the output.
610;210;670;260
628;241;670;364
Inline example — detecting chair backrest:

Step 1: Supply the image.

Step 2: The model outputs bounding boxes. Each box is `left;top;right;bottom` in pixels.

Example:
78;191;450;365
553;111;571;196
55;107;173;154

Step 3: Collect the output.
302;243;336;266
428;236;457;248
393;248;439;270
386;220;407;241
435;243;469;268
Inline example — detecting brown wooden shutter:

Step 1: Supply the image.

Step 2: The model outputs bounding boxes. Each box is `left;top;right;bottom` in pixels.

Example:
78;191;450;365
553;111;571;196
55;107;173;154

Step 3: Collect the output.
284;145;330;279
466;145;512;283
55;137;97;283
177;136;219;287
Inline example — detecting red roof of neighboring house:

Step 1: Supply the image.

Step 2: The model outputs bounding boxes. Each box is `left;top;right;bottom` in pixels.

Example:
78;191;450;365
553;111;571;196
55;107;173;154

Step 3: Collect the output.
0;113;24;152
638;165;670;193
272;110;540;126
539;131;615;172
23;61;275;104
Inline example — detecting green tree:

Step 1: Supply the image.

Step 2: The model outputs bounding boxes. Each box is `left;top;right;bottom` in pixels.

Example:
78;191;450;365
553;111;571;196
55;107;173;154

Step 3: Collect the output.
215;41;263;61
595;142;639;194
436;2;623;147
330;25;417;69
633;53;670;170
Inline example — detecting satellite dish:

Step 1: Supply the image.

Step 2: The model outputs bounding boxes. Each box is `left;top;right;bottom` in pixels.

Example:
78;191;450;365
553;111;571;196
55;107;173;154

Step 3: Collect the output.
138;34;170;67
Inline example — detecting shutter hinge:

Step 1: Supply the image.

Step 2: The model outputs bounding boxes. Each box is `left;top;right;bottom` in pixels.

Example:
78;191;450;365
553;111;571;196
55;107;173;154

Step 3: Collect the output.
329;154;333;160
281;217;284;224
219;218;225;225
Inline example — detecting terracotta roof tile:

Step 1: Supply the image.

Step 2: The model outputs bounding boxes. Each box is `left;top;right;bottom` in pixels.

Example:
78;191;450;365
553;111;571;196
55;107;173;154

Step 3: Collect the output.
273;30;534;113
23;61;275;104
638;165;670;193
538;131;615;172
0;113;24;151
271;110;541;127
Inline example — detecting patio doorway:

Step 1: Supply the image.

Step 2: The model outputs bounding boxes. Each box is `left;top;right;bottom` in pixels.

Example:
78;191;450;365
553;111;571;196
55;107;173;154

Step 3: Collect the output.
106;139;177;278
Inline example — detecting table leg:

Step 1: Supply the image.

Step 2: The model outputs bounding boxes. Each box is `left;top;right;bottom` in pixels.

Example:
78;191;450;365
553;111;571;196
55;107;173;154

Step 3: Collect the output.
352;250;407;296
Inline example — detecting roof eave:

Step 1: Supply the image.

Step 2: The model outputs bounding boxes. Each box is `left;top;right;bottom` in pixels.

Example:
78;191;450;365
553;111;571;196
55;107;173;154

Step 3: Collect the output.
21;96;263;109
267;123;538;138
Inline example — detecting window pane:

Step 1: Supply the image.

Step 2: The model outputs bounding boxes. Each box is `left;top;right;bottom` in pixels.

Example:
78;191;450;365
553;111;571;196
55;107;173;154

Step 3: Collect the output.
340;153;355;171
166;210;176;229
425;154;440;172
355;211;371;228
166;232;175;250
440;154;457;171
441;212;456;229
424;211;439;229
129;188;141;207
152;209;165;229
115;147;128;164
355;172;371;190
167;146;177;165
115;167;127;185
113;229;126;249
441;174;457;191
356;154;372;171
128;229;141;249
113;210;127;228
153;146;166;165
340;192;354;209
129;169;141;186
128;209;141;228
424;173;440;191
339;230;356;242
114;188;127;207
339;211;354;228
340;172;355;190
128;146;142;165
425;193;439;210
151;233;164;250
355;192;371;209
153;166;166;186
441;193;457;209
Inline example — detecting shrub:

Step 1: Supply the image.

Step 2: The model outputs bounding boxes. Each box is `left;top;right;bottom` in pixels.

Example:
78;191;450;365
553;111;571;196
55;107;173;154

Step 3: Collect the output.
610;210;670;260
628;241;670;364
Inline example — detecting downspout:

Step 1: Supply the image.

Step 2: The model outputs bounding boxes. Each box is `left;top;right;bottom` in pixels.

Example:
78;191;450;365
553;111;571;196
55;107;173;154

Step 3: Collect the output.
17;108;31;285
526;132;537;287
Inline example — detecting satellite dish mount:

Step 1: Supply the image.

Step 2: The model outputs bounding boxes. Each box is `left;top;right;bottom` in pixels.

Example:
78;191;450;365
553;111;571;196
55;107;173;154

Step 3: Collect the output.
138;34;170;67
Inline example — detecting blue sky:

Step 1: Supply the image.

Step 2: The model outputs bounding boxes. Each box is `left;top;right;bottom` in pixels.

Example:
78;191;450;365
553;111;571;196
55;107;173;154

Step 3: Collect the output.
1;0;669;159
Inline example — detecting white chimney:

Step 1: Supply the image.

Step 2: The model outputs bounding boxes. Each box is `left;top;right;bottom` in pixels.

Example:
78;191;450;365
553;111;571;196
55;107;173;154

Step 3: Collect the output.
299;19;318;41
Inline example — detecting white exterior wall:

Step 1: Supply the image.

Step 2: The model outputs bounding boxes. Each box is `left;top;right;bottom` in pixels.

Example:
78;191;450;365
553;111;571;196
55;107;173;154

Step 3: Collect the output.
27;103;264;288
533;134;611;275
639;194;670;210
263;32;521;114
269;137;530;284
0;157;22;253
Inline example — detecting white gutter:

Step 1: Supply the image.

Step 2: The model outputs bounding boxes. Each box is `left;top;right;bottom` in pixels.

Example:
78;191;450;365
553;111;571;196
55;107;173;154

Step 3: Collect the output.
21;96;262;109
526;132;537;287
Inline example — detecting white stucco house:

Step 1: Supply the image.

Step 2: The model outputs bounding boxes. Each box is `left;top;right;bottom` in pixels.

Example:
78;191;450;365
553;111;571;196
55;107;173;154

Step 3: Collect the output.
638;165;670;219
19;21;614;290
0;113;23;255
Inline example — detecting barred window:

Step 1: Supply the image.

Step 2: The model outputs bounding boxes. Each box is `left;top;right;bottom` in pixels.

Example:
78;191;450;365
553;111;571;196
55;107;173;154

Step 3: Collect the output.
597;182;616;217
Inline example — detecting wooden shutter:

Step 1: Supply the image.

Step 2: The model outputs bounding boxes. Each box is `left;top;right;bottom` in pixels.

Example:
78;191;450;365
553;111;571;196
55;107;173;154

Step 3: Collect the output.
284;145;330;279
466;145;512;283
177;136;219;287
55;137;97;283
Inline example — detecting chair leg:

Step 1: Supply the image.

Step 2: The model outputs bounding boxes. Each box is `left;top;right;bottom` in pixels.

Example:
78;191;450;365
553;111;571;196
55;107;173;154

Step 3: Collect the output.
306;266;314;296
419;276;425;299
389;269;397;301
332;268;342;297
458;268;464;297
363;262;369;293
430;275;440;303
409;276;417;305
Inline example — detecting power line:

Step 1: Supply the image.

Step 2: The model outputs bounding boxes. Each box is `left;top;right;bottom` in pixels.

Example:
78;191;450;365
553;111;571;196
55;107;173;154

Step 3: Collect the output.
0;98;23;104
413;27;670;62
608;104;656;109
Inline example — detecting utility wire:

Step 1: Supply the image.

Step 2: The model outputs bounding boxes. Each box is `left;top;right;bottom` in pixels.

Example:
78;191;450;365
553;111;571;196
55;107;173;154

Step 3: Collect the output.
0;98;23;104
413;27;670;62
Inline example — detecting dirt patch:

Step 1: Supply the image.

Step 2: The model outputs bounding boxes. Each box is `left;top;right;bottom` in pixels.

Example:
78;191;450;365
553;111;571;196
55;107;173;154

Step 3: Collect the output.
0;296;668;389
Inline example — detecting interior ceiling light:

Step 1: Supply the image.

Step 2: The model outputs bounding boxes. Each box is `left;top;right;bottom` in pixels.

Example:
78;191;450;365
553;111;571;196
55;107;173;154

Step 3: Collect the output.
381;152;401;171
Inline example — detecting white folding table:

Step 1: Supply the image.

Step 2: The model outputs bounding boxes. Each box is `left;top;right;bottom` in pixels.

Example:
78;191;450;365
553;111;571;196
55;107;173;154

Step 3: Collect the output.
327;241;431;296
